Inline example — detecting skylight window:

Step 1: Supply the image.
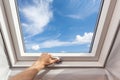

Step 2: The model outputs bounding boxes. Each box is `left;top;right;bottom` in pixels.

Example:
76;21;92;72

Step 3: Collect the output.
17;0;102;53
1;0;117;67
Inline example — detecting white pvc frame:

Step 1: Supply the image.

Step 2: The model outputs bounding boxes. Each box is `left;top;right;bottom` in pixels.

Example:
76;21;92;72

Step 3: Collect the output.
0;0;119;67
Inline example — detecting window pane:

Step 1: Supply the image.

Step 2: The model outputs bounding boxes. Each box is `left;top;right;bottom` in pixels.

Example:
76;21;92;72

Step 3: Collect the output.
17;0;102;53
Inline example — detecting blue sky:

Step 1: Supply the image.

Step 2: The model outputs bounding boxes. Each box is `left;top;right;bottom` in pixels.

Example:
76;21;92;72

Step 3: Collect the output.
17;0;102;53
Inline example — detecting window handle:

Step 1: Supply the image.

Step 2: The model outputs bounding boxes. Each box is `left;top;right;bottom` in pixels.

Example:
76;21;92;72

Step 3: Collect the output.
52;57;62;64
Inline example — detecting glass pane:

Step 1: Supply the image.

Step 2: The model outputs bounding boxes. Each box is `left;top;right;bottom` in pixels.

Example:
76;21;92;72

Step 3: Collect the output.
17;0;102;53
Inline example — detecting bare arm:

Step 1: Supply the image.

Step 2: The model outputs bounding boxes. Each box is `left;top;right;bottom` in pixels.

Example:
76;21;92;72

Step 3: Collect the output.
10;53;58;80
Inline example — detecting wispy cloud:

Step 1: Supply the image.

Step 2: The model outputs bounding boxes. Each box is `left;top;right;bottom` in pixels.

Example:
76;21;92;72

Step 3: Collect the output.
20;0;53;36
30;32;93;51
64;0;101;19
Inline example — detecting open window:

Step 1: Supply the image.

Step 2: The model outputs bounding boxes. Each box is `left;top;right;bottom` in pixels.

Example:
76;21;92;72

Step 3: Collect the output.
0;0;119;67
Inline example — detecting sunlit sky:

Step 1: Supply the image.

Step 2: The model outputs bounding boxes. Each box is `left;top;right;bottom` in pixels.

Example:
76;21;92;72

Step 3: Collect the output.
17;0;102;53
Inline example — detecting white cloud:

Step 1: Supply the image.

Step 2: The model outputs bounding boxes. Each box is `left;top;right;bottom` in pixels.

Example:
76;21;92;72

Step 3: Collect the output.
75;32;93;44
21;0;53;36
39;40;71;48
30;32;93;50
31;45;40;50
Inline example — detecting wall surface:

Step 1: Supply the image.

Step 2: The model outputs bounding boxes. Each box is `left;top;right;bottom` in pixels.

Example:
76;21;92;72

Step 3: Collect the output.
106;25;120;80
9;68;108;80
0;31;10;80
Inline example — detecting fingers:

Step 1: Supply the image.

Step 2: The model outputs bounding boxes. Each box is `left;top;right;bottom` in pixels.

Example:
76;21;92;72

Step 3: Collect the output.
48;54;53;58
42;53;51;57
40;53;60;65
50;58;58;64
41;53;49;56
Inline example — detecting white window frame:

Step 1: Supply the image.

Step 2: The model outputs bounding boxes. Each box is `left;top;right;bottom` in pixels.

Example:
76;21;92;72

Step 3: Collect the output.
0;0;119;68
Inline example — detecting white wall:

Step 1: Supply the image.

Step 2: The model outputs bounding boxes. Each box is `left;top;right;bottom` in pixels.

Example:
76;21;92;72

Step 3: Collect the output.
0;31;10;80
106;25;120;80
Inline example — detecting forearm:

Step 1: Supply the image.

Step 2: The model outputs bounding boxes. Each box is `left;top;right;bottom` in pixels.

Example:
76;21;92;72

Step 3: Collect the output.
10;65;44;80
9;53;58;80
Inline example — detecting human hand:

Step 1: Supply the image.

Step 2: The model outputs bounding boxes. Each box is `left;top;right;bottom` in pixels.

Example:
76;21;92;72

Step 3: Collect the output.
31;53;59;71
